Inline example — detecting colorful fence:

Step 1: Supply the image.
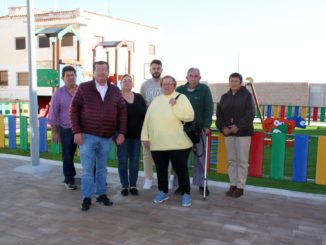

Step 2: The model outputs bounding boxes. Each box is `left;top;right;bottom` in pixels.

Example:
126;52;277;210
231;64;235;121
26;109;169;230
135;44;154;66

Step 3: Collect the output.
215;131;326;186
261;104;326;123
0;102;29;117
0;115;117;160
3;102;326;123
0;115;325;186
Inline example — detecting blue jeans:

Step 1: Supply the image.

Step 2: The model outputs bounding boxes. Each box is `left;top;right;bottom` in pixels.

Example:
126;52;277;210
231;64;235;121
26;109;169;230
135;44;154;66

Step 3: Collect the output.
117;138;141;188
58;126;77;184
79;133;112;198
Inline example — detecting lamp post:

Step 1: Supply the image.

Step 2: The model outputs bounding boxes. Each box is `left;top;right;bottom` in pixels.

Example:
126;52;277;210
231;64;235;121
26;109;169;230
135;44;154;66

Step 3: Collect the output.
27;0;40;166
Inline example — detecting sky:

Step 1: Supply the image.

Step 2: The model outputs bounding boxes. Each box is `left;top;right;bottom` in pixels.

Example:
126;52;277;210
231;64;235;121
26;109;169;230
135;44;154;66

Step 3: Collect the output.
1;0;326;83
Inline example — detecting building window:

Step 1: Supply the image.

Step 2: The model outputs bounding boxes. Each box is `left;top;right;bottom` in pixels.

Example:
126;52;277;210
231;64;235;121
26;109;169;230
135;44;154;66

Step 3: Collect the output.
148;44;156;56
17;72;29;86
15;37;26;50
0;71;8;86
39;36;50;48
61;35;73;47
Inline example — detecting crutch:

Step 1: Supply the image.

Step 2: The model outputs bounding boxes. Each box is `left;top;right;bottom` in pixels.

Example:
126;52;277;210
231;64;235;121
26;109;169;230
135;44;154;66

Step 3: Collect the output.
202;132;210;201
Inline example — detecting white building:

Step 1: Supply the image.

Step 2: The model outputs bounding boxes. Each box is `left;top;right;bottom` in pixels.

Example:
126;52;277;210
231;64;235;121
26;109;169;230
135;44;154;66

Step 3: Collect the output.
0;6;159;101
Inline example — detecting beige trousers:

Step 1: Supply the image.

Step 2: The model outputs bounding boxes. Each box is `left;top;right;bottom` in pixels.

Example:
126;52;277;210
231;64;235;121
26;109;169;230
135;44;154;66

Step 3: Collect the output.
225;136;251;189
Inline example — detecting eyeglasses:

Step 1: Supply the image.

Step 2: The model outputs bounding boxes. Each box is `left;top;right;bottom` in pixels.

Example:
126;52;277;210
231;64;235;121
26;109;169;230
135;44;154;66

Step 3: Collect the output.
162;83;174;86
229;79;241;83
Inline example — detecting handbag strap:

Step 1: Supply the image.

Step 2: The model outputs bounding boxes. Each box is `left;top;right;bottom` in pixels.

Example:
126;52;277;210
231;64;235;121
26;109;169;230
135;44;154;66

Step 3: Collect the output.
175;93;181;100
174;94;185;124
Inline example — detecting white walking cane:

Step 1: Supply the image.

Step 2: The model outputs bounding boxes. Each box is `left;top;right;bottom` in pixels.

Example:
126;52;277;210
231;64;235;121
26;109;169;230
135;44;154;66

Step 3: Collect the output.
203;133;209;201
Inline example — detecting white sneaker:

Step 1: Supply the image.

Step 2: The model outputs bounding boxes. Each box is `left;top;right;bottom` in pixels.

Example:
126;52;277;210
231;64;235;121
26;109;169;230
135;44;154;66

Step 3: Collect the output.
168;175;174;190
143;178;153;189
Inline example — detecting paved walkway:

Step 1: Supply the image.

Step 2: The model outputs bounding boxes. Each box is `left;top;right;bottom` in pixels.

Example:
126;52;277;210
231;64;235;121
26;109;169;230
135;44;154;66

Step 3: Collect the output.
0;154;326;245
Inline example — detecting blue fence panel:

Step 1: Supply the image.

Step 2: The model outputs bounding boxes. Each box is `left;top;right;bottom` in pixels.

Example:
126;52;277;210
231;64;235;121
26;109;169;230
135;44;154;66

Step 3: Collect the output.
294;106;300;117
39;117;48;153
8;115;16;149
267;105;272;118
292;134;309;182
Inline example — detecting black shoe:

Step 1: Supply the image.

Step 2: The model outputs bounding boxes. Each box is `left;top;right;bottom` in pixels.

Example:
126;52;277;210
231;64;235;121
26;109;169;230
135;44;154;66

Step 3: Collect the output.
231;188;244;198
96;194;113;206
81;198;92;211
199;186;210;196
174;187;182;195
121;188;129;196
225;186;237;196
129;187;139;196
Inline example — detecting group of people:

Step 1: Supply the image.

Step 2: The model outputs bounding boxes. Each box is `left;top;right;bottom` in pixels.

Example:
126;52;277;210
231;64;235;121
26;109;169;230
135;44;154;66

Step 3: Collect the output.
47;59;255;211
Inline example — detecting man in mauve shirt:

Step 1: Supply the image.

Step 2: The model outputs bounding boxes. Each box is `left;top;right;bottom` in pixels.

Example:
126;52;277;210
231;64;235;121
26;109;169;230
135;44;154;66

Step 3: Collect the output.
48;65;78;190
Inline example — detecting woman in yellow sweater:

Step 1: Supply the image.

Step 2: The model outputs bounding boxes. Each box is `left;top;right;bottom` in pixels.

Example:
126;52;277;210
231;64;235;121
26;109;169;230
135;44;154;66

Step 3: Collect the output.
141;75;194;207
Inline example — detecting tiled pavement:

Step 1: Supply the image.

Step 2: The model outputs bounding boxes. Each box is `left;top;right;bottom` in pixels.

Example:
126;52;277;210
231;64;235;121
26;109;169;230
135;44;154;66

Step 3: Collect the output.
0;154;326;245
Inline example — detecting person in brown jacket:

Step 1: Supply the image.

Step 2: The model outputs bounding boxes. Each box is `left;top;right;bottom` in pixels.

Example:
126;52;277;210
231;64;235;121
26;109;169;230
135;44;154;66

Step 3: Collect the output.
70;61;127;211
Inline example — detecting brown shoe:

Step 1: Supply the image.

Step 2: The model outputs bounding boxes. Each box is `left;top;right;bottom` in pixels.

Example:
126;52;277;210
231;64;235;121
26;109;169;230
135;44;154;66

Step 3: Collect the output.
231;188;244;198
225;186;237;196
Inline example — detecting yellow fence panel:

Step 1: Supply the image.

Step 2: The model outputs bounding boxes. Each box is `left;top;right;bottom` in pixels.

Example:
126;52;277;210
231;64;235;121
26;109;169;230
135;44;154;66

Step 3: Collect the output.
316;136;326;185
300;106;307;119
217;132;228;174
273;105;279;118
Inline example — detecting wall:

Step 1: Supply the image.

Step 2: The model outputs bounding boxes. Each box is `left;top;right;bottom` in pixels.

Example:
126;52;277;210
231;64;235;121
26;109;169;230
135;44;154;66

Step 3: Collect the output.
309;84;326;107
208;82;324;107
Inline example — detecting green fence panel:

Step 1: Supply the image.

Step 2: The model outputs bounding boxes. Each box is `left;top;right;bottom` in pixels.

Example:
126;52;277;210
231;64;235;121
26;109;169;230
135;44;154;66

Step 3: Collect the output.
108;144;116;160
286;106;293;118
270;133;286;180
51;141;60;154
19;116;28;150
5;103;10;115
320;107;325;122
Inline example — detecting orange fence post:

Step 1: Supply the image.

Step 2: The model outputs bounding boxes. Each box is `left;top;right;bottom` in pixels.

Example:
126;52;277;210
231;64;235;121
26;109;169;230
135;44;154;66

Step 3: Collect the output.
316;136;326;185
217;132;228;174
273;105;279;118
300;106;307;119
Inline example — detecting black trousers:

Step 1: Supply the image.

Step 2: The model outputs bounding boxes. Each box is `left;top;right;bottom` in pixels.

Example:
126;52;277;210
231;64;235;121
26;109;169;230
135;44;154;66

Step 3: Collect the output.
151;148;191;194
58;126;77;184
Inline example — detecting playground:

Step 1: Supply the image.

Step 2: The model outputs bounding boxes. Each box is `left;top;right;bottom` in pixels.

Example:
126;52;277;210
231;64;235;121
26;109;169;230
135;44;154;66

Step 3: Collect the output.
0;12;325;227
1;13;325;194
